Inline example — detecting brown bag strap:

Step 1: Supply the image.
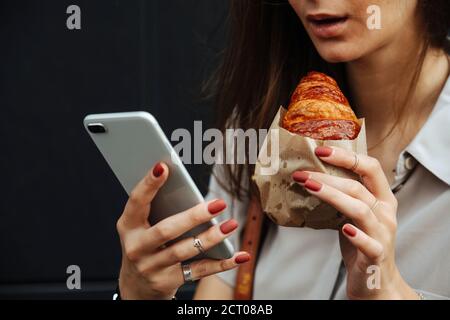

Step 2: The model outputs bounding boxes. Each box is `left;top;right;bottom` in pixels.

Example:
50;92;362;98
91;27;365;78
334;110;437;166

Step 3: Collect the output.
233;197;265;300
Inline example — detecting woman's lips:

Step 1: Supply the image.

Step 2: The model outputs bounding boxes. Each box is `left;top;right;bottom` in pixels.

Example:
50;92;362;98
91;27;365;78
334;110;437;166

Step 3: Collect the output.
306;14;349;39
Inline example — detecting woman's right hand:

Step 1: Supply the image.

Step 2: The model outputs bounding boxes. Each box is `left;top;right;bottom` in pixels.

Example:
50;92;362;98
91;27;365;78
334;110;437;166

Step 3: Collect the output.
116;162;250;300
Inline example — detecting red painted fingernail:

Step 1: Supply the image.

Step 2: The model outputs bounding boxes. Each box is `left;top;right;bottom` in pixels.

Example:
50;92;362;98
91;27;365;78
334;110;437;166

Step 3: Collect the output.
304;179;322;192
153;163;164;178
208;199;227;215
292;171;310;184
315;146;333;158
220;219;238;234
343;224;357;237
235;253;251;264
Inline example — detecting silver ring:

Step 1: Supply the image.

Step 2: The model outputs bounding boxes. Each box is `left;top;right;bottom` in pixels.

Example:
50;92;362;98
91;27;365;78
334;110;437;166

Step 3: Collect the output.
193;236;205;254
370;199;380;212
350;153;360;171
181;263;194;283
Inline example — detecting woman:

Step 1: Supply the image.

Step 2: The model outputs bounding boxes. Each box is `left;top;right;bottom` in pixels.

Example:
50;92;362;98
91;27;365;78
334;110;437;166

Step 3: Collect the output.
116;0;450;299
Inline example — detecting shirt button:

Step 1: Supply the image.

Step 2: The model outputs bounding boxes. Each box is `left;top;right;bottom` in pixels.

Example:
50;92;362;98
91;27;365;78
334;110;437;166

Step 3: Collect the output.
404;156;416;171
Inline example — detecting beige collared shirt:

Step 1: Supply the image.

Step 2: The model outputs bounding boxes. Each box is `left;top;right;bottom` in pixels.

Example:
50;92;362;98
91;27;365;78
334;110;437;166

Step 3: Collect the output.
206;76;450;300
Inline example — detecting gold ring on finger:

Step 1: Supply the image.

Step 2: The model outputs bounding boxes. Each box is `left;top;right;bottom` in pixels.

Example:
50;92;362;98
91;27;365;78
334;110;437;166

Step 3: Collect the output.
370;199;380;212
350;153;360;171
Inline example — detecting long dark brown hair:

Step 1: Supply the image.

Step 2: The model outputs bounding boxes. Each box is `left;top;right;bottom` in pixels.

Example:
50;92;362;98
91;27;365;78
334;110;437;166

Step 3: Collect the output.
208;0;450;201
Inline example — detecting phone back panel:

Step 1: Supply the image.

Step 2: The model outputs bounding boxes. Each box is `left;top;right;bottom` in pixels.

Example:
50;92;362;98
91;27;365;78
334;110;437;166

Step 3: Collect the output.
84;112;234;260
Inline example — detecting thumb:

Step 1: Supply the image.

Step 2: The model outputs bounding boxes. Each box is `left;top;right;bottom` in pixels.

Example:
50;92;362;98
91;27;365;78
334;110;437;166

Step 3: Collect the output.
121;162;169;228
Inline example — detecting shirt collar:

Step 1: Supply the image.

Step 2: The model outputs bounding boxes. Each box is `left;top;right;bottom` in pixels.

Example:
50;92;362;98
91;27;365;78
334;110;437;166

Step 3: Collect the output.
406;75;450;185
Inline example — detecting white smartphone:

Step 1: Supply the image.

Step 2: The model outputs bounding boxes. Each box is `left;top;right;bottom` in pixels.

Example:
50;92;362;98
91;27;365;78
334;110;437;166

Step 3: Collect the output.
83;111;234;260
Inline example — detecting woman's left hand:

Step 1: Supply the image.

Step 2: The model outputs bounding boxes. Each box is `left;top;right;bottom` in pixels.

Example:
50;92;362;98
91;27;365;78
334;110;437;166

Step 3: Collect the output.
292;146;419;300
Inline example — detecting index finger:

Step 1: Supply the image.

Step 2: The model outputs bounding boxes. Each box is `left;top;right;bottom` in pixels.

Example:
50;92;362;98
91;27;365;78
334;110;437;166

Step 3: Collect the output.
140;199;229;251
315;146;394;202
121;162;169;229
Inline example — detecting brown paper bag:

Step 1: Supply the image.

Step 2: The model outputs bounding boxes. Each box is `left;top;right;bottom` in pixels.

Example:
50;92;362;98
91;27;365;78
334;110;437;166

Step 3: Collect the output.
253;107;367;230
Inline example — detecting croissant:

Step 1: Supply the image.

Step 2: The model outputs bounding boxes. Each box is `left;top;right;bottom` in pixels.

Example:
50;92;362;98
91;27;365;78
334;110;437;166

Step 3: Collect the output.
282;71;361;140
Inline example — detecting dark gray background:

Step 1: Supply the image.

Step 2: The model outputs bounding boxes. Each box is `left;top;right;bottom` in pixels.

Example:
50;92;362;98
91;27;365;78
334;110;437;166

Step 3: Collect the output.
0;0;227;299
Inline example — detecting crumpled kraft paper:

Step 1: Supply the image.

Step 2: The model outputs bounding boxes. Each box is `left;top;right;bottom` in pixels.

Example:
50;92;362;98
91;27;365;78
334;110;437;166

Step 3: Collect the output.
253;107;367;230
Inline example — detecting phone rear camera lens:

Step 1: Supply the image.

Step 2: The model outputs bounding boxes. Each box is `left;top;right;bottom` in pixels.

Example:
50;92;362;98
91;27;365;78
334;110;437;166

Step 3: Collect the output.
87;123;107;133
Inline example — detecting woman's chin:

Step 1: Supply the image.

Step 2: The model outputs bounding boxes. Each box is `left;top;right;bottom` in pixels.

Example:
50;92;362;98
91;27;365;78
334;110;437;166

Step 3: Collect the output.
315;44;363;64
